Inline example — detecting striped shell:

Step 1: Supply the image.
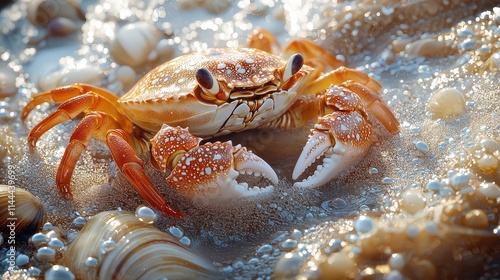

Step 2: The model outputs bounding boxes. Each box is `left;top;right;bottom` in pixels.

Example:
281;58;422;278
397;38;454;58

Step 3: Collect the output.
62;210;220;279
0;185;46;235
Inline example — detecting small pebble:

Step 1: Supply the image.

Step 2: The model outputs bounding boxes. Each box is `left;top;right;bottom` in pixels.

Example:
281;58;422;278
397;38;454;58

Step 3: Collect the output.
400;189;426;214
354;216;374;234
36;247;56;262
478;182;500;199
16;254;30;267
168;226;184;238
45;265;75;280
31;232;48;247
273;253;304;279
48;238;65;251
84;257;98;269
280;239;298;251
27;267;42;276
135;206;157;224
449;172;470;189
179;236;191;246
256;244;273;256
415;141;430;153
388;253;405;270
72;217;86;228
464;209;488;229
425;179;442;191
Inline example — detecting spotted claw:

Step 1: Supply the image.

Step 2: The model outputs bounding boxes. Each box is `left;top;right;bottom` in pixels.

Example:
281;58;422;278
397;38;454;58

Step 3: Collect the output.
151;125;277;204
292;85;374;188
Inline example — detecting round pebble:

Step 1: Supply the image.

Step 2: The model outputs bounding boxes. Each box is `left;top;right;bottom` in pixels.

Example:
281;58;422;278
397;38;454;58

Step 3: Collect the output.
16;254;30;267
415;141;430;153
179;236;191;246
256;244;273;256
478;182;500;199
84;257;98;269
45;265;75;280
386;270;404;280
388;253;405;270
27;266;42;276
30;232;48;247
406;225;420;238
280;239;298;251
425;179;442;191
36;247;56;262
428;87;466;119
48;238;65;251
449;173;470;189
43;222;54;231
135;206;157;224
72;216;86;228
354;216;374;234
273;253;304;279
168;226;184;238
463;209;488;229
400;189;426;214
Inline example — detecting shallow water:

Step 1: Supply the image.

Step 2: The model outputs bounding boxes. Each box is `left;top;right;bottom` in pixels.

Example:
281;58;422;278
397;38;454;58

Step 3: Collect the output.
0;0;499;279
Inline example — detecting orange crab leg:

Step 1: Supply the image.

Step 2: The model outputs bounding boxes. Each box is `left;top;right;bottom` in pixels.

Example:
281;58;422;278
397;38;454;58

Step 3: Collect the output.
27;92;133;148
106;129;184;218
56;112;124;198
303;66;383;95
21;83;121;121
341;81;399;134
247;27;281;53
283;38;346;71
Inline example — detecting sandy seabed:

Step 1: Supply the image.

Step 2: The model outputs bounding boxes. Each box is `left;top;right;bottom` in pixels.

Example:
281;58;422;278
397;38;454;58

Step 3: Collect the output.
0;0;499;279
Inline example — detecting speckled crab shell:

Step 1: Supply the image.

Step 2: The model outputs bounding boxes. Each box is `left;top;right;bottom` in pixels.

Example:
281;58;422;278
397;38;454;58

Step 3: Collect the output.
118;48;307;137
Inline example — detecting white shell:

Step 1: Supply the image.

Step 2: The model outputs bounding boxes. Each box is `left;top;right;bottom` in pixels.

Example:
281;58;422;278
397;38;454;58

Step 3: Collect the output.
63;210;220;279
38;65;103;92
428;87;466;119
27;0;84;26
110;23;164;67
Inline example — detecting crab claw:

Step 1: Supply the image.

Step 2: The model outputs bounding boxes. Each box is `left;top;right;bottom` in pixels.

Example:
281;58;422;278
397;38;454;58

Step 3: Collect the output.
293;86;374;188
151;125;278;204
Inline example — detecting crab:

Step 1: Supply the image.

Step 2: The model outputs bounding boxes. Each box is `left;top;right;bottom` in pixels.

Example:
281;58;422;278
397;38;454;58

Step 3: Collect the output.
21;28;399;218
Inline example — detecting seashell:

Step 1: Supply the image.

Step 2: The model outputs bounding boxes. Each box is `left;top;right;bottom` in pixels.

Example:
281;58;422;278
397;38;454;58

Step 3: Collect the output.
405;38;452;57
0;185;46;235
110;22;164;67
63;210;220;279
38;65;103;92
0;66;17;98
428;87;466;119
27;0;85;27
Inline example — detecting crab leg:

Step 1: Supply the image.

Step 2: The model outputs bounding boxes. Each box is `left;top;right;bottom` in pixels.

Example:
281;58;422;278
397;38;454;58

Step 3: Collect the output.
151;125;278;204
21;83;121;121
56;112;124;198
283;38;346;71
26;92;133;148
304;66;383;95
106;129;184;218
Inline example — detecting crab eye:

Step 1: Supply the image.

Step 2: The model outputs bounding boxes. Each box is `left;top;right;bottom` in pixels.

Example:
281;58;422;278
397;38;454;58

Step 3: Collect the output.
283;53;304;82
195;68;220;95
